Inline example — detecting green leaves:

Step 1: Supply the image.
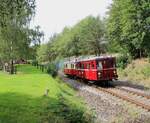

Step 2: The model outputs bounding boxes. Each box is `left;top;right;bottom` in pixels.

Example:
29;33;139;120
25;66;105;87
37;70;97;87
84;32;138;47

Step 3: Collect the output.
107;0;150;58
37;16;106;63
0;0;36;72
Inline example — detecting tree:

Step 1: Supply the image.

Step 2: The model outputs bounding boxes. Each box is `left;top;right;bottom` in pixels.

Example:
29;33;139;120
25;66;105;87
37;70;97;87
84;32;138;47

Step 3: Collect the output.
107;0;150;58
0;0;36;74
78;16;106;55
28;26;44;60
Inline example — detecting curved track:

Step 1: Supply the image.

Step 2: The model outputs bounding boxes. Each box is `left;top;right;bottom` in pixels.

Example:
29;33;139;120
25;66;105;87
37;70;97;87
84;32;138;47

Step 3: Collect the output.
116;86;150;99
97;87;150;111
59;71;150;111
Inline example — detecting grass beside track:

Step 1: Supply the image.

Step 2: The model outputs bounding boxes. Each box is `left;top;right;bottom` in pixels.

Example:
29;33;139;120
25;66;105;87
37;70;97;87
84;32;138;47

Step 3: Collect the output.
0;64;92;123
118;58;150;89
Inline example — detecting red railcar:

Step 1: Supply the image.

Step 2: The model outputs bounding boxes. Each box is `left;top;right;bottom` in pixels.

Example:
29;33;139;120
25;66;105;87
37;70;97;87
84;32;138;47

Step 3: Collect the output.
64;56;118;82
64;61;76;76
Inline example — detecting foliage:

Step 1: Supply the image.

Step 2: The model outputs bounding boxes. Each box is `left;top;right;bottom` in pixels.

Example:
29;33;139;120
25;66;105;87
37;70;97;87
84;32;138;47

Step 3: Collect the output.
46;62;58;77
0;65;93;123
0;0;44;74
118;59;150;88
36;44;48;63
28;26;44;60
31;60;38;66
107;0;150;58
117;55;131;69
0;0;35;27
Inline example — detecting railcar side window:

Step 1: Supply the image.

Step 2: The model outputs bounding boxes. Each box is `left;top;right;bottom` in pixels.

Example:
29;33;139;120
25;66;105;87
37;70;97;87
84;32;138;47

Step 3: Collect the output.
72;64;74;69
81;64;84;69
92;62;95;69
87;64;90;69
97;61;102;70
79;63;81;69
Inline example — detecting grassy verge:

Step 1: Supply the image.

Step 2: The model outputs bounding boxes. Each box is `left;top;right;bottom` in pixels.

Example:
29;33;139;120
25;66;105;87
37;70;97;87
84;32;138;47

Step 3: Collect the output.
118;58;150;89
0;64;93;123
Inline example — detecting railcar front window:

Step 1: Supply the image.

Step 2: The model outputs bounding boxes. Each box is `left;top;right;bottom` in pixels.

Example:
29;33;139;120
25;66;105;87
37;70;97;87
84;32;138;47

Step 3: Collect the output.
106;60;113;68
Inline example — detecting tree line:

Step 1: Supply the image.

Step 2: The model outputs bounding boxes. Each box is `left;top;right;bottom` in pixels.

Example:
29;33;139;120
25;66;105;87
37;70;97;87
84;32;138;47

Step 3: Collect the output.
37;0;150;64
37;16;106;63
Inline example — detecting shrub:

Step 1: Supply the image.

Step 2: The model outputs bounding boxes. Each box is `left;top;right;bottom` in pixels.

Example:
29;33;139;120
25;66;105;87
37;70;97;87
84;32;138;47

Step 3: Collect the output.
142;67;150;78
46;62;58;77
32;60;38;66
117;55;131;69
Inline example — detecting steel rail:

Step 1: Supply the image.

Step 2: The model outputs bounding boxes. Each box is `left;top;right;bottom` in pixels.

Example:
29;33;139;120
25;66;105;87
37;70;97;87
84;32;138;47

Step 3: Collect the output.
97;87;150;111
116;87;150;99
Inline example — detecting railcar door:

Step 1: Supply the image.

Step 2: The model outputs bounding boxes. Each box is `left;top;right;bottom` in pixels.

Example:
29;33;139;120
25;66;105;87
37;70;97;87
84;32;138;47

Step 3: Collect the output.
97;60;103;80
89;61;97;80
84;62;90;80
76;62;80;78
80;62;85;78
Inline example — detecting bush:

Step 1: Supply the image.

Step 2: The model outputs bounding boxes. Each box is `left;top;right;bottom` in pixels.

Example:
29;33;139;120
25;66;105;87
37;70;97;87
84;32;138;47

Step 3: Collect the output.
47;62;58;77
32;60;38;66
117;55;131;69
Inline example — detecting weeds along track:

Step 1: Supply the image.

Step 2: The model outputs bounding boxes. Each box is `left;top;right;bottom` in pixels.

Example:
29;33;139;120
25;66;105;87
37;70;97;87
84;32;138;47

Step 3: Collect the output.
97;87;150;111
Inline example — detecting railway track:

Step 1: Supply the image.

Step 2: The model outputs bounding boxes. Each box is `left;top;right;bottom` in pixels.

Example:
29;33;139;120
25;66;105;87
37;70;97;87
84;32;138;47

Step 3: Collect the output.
59;72;150;111
97;87;150;111
116;86;150;99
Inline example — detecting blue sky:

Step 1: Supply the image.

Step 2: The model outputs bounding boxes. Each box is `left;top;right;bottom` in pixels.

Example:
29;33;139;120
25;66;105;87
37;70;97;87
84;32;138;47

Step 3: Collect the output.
31;0;112;43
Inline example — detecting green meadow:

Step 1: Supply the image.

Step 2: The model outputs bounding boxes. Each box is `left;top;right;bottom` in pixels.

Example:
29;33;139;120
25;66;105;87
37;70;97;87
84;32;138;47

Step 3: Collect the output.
0;65;92;123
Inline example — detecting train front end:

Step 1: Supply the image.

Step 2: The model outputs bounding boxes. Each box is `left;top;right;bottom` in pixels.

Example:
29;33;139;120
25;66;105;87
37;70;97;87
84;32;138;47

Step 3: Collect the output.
96;57;118;81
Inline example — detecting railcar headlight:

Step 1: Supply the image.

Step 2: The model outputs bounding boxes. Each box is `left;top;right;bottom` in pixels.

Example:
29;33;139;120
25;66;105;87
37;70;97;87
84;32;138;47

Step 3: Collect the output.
114;70;116;74
98;72;101;75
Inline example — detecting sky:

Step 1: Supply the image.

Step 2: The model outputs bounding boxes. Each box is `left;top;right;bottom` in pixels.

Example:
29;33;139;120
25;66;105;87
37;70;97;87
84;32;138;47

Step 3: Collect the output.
31;0;112;43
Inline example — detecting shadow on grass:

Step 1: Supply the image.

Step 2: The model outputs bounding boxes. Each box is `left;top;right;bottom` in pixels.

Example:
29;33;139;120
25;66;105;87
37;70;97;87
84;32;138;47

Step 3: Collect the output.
0;92;92;123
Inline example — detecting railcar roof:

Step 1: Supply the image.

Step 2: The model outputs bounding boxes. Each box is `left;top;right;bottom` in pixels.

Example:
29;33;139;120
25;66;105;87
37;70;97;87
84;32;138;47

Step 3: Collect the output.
76;56;115;62
64;56;115;64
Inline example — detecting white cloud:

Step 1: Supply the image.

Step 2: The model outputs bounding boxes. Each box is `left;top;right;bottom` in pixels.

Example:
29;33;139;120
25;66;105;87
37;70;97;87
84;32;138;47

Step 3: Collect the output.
31;0;112;43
